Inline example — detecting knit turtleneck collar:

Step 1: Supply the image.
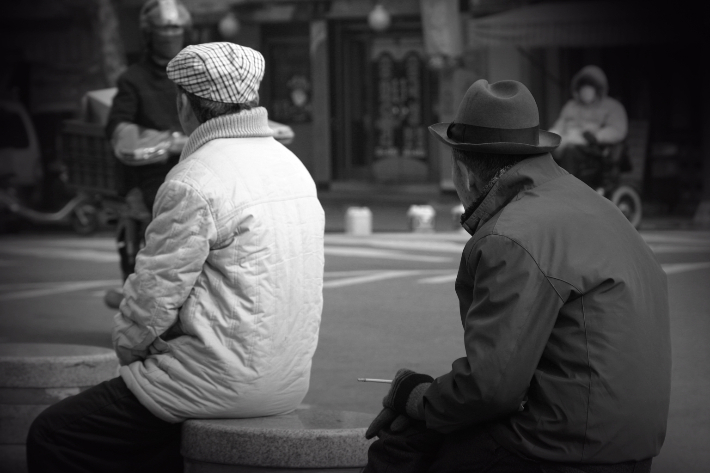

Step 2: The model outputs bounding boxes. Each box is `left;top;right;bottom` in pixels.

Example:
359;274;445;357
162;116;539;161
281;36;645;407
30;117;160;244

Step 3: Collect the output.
181;107;274;160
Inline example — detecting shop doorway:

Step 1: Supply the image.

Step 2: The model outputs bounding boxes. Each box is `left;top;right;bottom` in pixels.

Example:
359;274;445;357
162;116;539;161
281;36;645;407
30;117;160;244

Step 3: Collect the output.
330;20;437;183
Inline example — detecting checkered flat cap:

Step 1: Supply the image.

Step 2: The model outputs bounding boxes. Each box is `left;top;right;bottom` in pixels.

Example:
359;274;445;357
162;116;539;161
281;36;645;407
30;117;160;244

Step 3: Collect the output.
167;42;264;103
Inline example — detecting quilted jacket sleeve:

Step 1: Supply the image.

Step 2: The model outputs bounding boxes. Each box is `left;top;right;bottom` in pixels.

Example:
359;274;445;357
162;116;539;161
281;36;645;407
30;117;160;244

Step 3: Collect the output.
423;234;564;433
113;179;217;365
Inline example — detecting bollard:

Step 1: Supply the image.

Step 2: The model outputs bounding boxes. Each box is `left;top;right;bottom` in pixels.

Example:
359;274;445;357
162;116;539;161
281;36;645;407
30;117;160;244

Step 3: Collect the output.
181;405;375;472
345;207;372;236
407;205;436;233
0;343;118;473
451;203;465;228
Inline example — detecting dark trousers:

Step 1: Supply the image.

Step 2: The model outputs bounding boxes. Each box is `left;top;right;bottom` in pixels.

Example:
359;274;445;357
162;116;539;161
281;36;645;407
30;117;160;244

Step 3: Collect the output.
364;422;653;473
26;377;183;473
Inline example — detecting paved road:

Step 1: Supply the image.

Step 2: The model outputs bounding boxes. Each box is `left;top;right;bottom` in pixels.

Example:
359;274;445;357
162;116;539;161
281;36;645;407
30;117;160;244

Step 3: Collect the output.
0;229;709;471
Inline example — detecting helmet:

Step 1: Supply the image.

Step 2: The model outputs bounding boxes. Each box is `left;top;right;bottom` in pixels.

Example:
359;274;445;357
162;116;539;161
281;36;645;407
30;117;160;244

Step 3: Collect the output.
139;0;192;64
140;0;192;32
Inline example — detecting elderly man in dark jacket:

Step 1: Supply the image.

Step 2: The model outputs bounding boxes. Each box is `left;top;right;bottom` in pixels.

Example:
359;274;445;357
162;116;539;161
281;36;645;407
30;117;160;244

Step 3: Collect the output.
364;80;670;473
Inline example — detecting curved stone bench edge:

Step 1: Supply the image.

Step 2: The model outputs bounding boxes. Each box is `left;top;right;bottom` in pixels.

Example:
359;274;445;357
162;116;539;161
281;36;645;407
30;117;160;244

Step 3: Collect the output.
0;353;117;366
183;422;369;437
0;352;119;388
181;425;373;468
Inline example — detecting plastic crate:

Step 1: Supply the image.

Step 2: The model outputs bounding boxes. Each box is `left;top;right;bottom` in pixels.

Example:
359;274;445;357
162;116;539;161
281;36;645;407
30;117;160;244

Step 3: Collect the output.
59;120;125;197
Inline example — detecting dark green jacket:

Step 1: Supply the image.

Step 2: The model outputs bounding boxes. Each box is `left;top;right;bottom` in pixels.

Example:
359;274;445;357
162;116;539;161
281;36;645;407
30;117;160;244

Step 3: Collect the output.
423;153;670;463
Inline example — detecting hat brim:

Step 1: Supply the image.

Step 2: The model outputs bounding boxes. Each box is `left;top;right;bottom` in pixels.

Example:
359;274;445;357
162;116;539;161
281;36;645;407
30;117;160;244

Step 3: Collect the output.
428;122;560;154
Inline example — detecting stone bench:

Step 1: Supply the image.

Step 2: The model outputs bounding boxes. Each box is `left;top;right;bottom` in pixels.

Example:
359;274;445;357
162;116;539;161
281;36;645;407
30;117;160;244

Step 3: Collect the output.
182;406;375;472
0;343;118;473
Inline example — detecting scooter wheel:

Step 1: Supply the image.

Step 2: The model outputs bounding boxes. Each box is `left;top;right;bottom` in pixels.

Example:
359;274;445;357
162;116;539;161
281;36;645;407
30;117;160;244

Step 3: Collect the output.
610;185;642;229
71;203;99;235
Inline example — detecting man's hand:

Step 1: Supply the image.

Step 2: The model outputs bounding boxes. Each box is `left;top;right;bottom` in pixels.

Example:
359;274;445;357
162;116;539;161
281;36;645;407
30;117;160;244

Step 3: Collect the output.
582;130;599;146
365;408;411;439
562;128;586;146
365;369;433;439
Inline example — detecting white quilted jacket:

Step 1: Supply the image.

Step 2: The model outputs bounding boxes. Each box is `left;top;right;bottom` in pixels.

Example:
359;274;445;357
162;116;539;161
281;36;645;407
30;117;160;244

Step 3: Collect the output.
113;108;325;423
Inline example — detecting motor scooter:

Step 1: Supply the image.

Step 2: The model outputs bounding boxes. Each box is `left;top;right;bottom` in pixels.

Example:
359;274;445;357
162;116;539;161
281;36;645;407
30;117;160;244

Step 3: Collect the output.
0;171;109;234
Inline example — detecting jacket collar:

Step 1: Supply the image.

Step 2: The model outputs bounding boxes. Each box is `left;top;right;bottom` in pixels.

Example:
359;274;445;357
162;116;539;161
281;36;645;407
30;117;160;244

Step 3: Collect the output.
461;153;566;235
181;107;274;161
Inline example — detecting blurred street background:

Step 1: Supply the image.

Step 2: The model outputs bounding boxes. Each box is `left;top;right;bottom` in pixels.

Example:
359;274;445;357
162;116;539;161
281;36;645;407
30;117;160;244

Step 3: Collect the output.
1;221;709;472
1;0;709;471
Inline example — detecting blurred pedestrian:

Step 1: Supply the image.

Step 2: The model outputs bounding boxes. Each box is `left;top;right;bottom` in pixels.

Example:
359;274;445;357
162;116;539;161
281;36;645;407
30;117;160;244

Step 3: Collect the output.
103;0;192;308
26;42;325;473
363;79;669;473
549;65;628;188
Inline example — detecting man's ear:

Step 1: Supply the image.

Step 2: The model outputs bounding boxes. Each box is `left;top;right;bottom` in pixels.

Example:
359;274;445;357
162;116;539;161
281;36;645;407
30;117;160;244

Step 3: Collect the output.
455;159;472;191
177;92;187;115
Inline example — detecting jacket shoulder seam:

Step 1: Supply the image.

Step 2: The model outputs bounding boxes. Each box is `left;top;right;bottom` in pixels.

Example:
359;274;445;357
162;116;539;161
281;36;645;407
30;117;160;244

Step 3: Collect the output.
470;232;565;303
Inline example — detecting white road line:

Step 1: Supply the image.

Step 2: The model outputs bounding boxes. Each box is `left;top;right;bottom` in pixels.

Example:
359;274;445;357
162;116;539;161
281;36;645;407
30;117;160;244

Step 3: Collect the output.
324;246;451;262
324;270;390;278
642;233;710;245
324;270;425;289
0;280;121;302
418;273;457;284
415;263;710;285
661;262;710;275
325;236;464;254
6;239;117;251
648;245;710;254
0;246;119;263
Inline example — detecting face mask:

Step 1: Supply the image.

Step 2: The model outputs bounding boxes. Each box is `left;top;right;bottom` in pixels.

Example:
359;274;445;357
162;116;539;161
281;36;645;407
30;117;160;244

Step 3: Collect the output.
151;27;184;63
579;85;597;105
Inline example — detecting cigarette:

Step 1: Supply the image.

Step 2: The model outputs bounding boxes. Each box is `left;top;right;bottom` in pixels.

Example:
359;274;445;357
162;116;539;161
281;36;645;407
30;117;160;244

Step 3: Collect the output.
357;378;392;384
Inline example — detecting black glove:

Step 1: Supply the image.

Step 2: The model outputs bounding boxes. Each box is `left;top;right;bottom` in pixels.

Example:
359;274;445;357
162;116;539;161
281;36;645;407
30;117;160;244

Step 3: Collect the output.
365;369;433;440
365;408;412;440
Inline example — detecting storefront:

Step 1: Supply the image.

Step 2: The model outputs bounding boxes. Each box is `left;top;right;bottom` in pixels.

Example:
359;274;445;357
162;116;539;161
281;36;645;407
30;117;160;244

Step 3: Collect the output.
226;0;459;190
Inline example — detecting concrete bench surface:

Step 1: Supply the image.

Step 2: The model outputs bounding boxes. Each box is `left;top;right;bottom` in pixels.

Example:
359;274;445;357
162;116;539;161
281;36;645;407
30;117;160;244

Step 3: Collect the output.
0;343;118;388
0;343;118;473
182;406;376;471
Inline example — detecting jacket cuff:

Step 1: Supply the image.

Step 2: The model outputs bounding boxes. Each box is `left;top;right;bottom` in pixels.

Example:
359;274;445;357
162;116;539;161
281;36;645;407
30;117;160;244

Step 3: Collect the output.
391;372;434;415
405;382;431;420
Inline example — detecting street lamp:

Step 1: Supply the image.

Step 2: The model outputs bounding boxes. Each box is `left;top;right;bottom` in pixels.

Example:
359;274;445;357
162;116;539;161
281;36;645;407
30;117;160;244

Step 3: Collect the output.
218;11;240;39
368;3;391;32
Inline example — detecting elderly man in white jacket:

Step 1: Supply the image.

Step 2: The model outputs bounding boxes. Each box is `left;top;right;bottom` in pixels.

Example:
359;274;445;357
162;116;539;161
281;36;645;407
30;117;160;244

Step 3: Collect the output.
27;42;325;473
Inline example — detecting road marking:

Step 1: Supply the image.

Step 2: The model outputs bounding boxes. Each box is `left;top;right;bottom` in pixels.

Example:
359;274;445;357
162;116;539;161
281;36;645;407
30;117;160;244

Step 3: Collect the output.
648;245;710;254
661;262;710;275
418;273;457;284
324;270;426;289
0;280;121;302
324;246;451;262
413;263;710;285
324;270;390;278
0;246;119;263
326;236;465;254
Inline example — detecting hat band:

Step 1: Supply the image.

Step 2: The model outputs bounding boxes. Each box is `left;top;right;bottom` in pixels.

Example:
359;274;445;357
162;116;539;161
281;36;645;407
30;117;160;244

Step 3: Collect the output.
447;123;539;146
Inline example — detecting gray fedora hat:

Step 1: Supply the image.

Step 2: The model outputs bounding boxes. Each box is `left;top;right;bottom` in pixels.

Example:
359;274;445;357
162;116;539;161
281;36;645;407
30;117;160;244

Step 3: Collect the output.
429;79;560;154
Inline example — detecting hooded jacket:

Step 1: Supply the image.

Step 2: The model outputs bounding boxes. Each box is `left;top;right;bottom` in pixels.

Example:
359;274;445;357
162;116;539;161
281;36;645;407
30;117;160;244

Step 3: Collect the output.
550;65;628;144
113;107;325;423
423;153;670;463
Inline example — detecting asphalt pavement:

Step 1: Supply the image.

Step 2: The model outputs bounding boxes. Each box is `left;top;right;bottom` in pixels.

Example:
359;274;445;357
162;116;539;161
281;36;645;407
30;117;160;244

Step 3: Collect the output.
0;226;709;471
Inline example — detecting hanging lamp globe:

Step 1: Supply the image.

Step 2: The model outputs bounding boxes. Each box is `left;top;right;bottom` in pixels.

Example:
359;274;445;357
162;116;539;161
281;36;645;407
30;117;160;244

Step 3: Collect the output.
368;4;391;32
218;11;240;39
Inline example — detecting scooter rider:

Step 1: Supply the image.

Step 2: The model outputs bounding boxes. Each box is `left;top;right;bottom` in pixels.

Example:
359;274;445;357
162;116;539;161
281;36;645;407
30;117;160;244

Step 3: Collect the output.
104;0;192;308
